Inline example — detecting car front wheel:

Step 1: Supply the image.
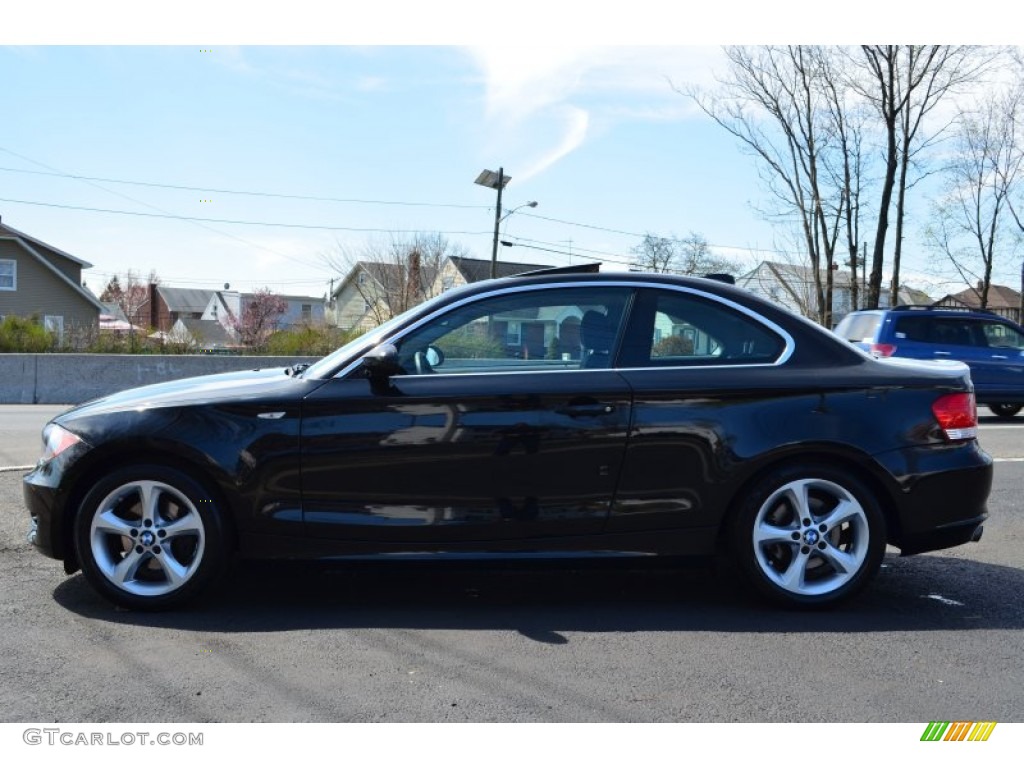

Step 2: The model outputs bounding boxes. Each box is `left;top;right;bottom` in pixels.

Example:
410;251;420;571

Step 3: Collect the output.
74;465;227;610
988;404;1022;419
733;466;886;608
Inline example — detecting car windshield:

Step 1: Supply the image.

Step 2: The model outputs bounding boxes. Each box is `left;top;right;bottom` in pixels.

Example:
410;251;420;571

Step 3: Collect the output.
302;300;438;379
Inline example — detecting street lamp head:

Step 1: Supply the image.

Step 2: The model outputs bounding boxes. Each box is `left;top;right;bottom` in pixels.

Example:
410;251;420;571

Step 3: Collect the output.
474;168;510;190
526;200;538;208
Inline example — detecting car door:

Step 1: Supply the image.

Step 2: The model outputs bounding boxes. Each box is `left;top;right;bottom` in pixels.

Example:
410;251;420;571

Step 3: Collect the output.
968;319;1024;400
300;284;635;547
608;287;790;551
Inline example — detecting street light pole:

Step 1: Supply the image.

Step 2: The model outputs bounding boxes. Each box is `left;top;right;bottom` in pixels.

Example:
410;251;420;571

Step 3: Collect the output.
474;167;512;279
491;166;504;279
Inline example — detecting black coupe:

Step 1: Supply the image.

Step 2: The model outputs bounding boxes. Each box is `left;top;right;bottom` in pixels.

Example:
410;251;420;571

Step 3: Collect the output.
24;267;992;609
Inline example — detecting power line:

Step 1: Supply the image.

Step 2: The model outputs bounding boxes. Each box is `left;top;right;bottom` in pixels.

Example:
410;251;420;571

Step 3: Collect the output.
0;147;330;272
520;211;801;258
0;197;494;237
0;162;490;210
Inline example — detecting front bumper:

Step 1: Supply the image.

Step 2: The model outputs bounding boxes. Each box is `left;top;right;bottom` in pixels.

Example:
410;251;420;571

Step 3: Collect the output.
23;467;67;561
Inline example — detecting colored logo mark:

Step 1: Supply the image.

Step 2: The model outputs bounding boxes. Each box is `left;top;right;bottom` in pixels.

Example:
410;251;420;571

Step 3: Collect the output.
921;722;997;742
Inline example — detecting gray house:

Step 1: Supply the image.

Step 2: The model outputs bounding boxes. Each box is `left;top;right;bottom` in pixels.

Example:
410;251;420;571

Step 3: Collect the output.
0;217;104;341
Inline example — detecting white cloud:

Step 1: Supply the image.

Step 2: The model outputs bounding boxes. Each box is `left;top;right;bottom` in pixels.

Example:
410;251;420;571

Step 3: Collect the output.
518;106;590;182
462;46;723;180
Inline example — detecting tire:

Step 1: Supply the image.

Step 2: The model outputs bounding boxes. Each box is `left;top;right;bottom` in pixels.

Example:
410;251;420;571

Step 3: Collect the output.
732;465;886;609
988;404;1022;419
74;465;228;610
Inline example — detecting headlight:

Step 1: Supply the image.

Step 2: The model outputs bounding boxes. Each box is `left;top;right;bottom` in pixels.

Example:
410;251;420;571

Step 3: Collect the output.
40;424;82;464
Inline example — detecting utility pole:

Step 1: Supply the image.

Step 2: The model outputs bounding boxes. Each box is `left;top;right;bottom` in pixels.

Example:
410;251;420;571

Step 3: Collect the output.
491;166;504;279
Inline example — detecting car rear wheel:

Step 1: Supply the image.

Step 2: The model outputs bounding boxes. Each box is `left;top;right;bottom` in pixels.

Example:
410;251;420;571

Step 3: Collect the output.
988;404;1021;419
74;465;227;610
733;465;886;608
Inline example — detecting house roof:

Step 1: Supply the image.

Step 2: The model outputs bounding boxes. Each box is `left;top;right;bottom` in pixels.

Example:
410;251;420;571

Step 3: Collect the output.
947;284;1022;310
0;229;105;313
174;318;240;348
0;219;94;268
449;256;554;283
158;286;216;313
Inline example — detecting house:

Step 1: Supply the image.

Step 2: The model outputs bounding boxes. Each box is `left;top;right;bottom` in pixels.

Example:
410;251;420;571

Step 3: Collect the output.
202;289;326;335
0;216;104;341
167;318;242;352
435;256;553;293
328;255;552;331
329;259;440;331
934;283;1022;323
737;261;854;324
737;260;931;325
98;302;142;334
142;285;215;332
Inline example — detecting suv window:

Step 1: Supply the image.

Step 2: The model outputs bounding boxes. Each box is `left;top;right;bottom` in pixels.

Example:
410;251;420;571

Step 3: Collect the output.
929;318;983;347
980;320;1024;350
836;312;881;342
393;286;632;375
620;289;784;367
893;315;930;342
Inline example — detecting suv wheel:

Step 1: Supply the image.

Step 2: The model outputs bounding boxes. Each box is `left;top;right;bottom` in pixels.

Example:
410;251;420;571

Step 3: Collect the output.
989;404;1021;419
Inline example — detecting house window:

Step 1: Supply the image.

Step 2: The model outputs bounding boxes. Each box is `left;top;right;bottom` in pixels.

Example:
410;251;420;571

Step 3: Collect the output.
0;259;15;290
44;315;64;343
301;304;312;322
442;276;455;292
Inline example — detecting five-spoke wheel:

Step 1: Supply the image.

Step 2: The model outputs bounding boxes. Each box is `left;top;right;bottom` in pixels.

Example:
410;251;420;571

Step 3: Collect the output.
734;466;885;608
75;466;226;610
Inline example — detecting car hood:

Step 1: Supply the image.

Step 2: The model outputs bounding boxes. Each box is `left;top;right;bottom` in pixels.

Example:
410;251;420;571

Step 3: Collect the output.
55;367;322;423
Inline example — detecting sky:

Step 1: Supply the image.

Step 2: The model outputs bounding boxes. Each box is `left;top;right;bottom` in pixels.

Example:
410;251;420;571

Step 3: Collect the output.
1;3;1021;302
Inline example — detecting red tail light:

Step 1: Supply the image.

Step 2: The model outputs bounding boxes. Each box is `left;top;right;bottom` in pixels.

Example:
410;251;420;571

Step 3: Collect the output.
931;393;977;441
870;343;897;357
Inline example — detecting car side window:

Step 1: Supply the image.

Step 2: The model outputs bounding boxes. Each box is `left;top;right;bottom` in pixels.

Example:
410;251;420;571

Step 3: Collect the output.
927;319;982;347
980;321;1024;350
392;286;632;375
894;315;930;342
619;289;785;367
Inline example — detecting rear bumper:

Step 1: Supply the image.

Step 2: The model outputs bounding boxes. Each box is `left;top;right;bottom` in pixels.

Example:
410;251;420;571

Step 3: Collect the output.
873;440;992;556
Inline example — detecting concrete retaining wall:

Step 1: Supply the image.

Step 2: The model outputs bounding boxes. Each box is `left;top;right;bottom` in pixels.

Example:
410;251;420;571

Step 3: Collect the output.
0;354;319;404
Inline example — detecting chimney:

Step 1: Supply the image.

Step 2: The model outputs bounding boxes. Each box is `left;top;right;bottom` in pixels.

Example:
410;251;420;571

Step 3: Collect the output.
149;283;159;330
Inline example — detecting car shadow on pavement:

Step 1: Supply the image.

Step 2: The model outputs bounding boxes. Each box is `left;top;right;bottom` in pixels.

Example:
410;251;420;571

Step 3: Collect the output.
51;551;1024;641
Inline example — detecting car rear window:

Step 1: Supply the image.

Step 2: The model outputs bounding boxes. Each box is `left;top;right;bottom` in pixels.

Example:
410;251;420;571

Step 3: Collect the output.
836;313;881;342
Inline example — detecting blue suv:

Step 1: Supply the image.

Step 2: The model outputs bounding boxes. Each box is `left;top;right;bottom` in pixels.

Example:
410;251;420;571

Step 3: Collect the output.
834;305;1024;418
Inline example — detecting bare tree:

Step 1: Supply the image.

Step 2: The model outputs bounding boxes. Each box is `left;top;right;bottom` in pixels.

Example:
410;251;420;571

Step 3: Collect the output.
819;48;873;312
852;45;991;308
631;231;741;276
683;46;845;325
631;233;676;272
231;288;287;351
325;232;471;326
926;82;1024;307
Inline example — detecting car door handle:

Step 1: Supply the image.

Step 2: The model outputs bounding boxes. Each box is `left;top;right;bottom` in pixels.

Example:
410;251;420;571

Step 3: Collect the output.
935;351;952;356
557;403;616;417
992;355;1008;360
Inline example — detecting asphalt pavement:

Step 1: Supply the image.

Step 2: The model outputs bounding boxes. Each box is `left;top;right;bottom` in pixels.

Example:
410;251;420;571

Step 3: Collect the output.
0;404;1022;722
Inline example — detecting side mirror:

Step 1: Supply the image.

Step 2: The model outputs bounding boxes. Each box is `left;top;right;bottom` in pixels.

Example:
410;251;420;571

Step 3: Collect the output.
361;343;402;380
